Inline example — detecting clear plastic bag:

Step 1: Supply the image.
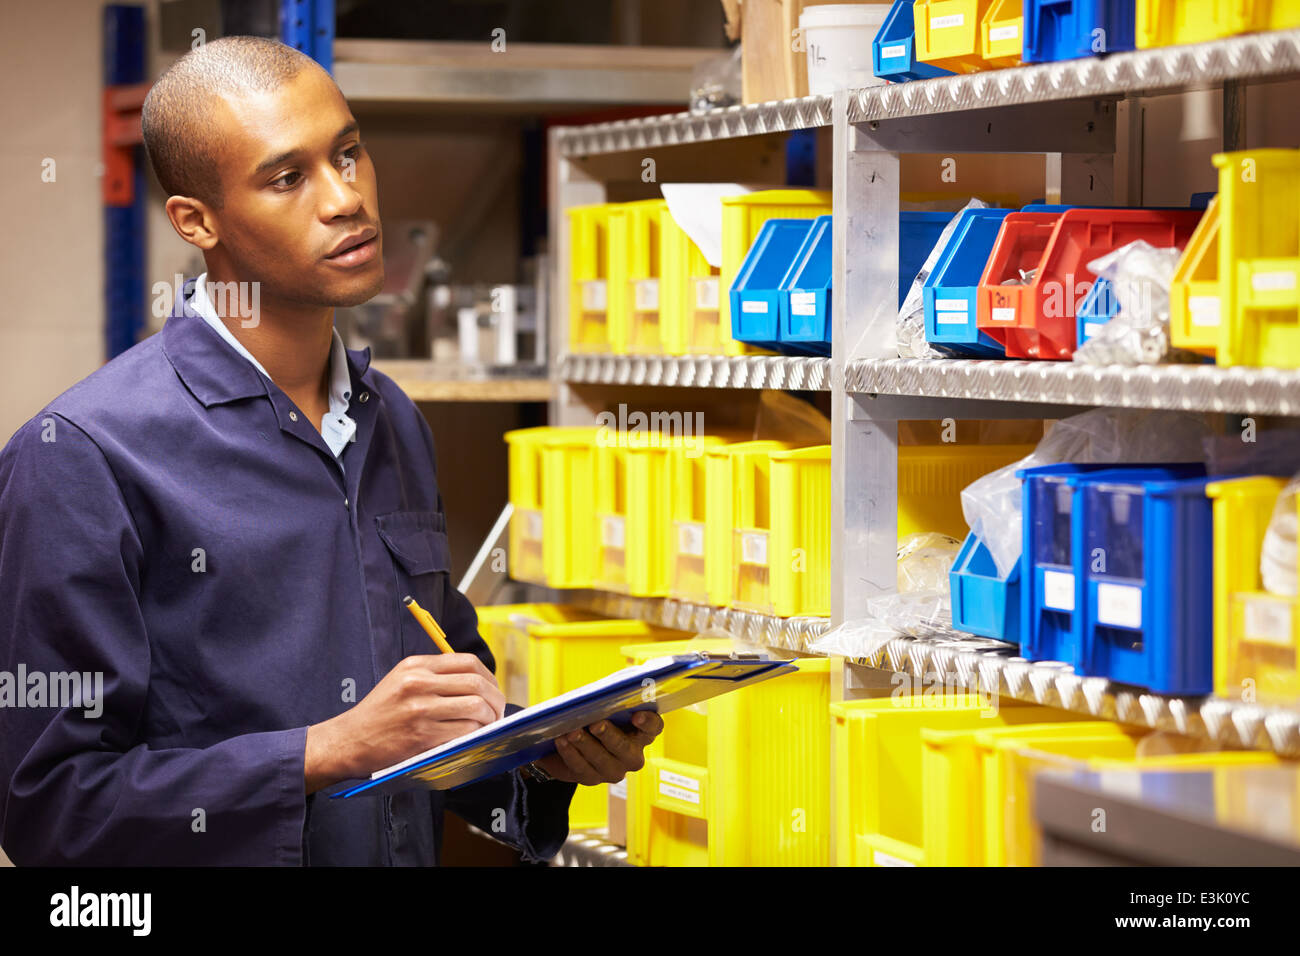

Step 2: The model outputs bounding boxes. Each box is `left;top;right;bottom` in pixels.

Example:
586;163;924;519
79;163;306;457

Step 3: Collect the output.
689;46;742;113
1262;475;1300;597
1071;240;1193;366
961;407;1214;578
896;199;987;359
896;532;963;592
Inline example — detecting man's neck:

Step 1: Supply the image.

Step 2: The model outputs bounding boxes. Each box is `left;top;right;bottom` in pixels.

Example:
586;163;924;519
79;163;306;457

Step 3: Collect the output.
203;271;333;421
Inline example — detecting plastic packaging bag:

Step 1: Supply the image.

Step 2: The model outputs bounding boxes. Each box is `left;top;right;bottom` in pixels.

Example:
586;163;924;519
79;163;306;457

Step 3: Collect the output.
961;407;1214;578
896;199;987;359
1071;240;1192;366
896;532;963;592
1262;475;1300;596
689;45;741;113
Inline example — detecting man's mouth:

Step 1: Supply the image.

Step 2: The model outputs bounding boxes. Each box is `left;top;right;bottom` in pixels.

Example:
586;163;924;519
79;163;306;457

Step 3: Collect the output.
324;231;379;267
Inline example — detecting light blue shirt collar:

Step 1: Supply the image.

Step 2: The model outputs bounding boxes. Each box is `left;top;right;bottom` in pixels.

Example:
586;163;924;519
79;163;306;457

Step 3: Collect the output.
189;272;357;459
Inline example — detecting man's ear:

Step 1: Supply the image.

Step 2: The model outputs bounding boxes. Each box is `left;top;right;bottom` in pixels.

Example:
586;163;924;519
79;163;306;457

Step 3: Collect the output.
165;195;219;251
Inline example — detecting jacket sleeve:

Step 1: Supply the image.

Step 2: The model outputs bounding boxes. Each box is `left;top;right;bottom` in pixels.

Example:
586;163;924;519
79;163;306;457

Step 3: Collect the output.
0;414;309;865
409;406;576;862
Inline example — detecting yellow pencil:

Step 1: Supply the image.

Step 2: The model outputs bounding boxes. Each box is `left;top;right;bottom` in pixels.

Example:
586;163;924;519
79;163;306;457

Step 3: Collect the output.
402;595;455;654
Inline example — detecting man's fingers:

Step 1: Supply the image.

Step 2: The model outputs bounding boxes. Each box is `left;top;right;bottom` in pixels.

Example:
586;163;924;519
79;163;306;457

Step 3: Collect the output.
587;721;646;771
554;736;604;786
408;652;496;681
563;729;625;782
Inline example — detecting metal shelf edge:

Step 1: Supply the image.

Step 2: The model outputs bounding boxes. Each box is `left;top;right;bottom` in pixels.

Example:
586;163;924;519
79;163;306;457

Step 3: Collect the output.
560;353;832;390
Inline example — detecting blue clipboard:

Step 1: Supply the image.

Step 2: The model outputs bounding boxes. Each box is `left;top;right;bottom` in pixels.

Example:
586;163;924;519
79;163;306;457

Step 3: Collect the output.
328;652;797;799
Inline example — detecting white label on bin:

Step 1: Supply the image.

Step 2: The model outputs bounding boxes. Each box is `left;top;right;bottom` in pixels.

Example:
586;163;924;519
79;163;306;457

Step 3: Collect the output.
1084;322;1104;339
1252;270;1297;292
582;279;607;311
992;306;1017;322
990;25;1019;42
634;278;659;311
741;531;769;566
936;298;967;313
791;291;818;316
937;311;968;325
741;299;769;314
1097;582;1143;629
1244;596;1293;647
695;277;720;311
678;521;705;557
602;514;625;549
1189;295;1222;327
609;778;628;799
931;13;964;29
881;43;907;59
872;849;916;867
525;510;544;540
659;782;701;805
659;769;700;792
1043;570;1075;612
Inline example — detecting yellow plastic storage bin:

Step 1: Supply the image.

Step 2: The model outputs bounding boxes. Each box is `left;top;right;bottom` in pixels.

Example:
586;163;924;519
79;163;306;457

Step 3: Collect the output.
539;428;600;588
731;445;832;618
830;695;1068;867
1137;0;1300;49
1208;476;1300;706
1213;148;1300;368
718;190;832;356
567;203;618;353
667;436;716;605
612;199;670;355
515;618;682;830
623;641;832;866
999;743;1281;865
494;603;601;707
916;0;1022;72
704;441;792;608
922;719;1138;867
1170;195;1223;355
981;0;1025;64
504;427;551;586
898;442;1037;541
662;210;719;356
473;602;567;698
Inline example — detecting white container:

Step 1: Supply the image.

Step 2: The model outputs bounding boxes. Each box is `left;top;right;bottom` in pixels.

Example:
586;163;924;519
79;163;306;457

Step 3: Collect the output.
800;3;890;95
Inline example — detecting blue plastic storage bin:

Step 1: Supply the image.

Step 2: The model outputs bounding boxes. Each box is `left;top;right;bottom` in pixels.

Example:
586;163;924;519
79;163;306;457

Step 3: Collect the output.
950;531;1021;643
1075;276;1119;345
780;215;833;356
730;218;814;350
1073;469;1214;695
873;0;956;82
1019;463;1114;668
924;208;1015;357
1023;0;1137;64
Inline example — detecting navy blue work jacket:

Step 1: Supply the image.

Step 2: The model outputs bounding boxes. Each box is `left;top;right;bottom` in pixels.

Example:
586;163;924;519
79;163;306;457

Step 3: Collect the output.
0;277;575;865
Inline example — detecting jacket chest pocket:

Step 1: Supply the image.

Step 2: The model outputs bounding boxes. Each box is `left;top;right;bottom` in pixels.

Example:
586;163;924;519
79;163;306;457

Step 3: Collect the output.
375;511;452;657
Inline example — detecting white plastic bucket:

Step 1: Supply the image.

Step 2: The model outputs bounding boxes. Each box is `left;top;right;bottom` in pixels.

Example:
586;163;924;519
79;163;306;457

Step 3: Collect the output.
800;3;891;95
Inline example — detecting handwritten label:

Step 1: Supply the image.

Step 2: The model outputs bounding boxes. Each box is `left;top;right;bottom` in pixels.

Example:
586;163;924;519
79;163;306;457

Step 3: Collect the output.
791;291;817;316
931;13;964;29
881;43;906;59
992;306;1016;322
741;299;769;314
741;531;769;566
989;25;1019;42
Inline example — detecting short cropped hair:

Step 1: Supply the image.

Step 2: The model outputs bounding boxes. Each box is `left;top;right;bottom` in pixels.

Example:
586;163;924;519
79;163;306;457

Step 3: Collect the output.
142;36;322;208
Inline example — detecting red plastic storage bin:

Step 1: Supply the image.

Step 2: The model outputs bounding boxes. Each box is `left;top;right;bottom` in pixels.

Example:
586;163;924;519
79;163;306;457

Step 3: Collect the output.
977;208;1203;359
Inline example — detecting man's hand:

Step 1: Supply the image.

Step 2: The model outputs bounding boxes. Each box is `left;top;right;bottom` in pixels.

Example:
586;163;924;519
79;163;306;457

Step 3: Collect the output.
305;653;505;793
531;711;664;786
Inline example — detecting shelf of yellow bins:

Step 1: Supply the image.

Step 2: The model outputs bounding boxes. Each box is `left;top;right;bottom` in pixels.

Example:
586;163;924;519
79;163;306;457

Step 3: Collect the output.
731;445;832;618
1211;148;1300;367
1136;0;1300;49
519;618;685;830
661;205;719;356
666;432;748;605
568;202;619;353
702;440;793;608
620;639;832;866
1208;476;1300;707
915;1;1022;72
921;716;1134;867
897;441;1038;542
998;737;1282;866
716;190;832;356
829;694;1072;867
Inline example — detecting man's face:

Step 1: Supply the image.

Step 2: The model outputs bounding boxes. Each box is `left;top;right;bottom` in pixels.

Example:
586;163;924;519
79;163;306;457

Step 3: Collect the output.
206;67;383;309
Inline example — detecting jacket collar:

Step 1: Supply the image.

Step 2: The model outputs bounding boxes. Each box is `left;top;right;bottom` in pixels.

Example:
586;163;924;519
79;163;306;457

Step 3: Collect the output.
161;276;373;408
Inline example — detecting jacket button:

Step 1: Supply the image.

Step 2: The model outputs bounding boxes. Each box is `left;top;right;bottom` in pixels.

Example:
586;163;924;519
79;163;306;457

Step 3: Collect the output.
358;391;369;403
343;496;349;508
289;410;298;422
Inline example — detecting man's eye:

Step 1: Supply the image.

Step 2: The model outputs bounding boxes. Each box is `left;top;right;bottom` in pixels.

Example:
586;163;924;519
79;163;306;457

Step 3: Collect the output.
341;142;364;162
272;171;301;189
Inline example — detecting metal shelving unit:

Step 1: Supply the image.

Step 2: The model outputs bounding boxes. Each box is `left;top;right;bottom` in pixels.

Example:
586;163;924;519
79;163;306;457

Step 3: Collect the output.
543;32;1300;778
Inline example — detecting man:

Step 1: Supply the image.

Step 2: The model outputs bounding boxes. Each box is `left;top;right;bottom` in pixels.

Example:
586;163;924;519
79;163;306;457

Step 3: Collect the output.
0;35;660;866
